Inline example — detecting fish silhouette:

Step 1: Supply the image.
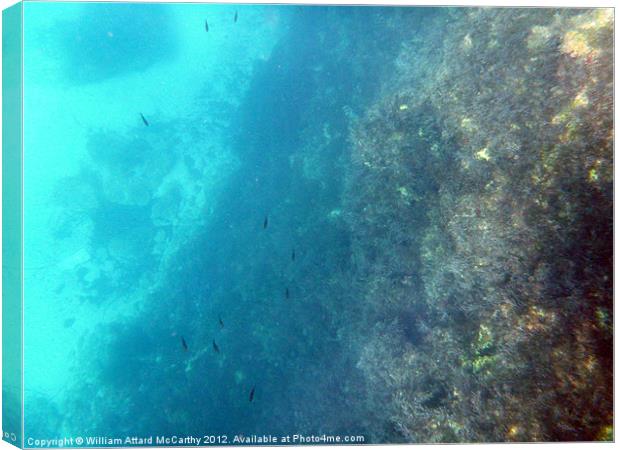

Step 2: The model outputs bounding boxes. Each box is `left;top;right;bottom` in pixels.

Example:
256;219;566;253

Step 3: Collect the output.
212;339;220;353
140;113;149;126
181;336;188;351
263;215;268;229
205;19;209;32
249;385;256;402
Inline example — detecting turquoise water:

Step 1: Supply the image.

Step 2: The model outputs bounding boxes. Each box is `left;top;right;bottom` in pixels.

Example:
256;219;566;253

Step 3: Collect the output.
18;2;613;444
23;2;377;441
23;0;291;439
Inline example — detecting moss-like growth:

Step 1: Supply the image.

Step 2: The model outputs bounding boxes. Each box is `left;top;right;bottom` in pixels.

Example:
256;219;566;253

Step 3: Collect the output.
346;6;612;443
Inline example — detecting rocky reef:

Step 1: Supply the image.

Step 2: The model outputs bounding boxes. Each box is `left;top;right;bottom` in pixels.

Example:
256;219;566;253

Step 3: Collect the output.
344;8;613;442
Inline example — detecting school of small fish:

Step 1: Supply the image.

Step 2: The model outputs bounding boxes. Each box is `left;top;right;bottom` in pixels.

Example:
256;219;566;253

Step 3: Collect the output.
151;8;301;407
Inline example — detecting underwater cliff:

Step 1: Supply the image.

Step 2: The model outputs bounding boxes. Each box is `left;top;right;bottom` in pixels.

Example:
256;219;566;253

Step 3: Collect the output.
20;4;612;444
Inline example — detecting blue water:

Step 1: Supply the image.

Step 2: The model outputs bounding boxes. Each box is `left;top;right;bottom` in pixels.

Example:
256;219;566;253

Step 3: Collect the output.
18;2;613;444
22;2;410;442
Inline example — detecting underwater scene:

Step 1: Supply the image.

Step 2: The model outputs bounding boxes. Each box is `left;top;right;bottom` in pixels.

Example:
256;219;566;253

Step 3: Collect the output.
17;2;612;445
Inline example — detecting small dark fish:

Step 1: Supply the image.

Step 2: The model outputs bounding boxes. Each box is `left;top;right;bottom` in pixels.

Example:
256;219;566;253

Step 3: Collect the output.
218;316;224;328
234;11;238;23
291;249;296;261
181;336;188;351
249;385;255;402
212;339;220;353
205;19;209;32
285;287;290;299
140;113;149;126
263;215;268;229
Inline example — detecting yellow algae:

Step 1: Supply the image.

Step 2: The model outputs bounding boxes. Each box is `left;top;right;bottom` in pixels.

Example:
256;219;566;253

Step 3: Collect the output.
460;117;475;132
399;104;409;111
594;9;613;27
475;147;491;161
471;355;495;374
530;306;547;319
521;306;556;332
562;30;591;57
552;109;570;125
588;167;599;182
507;426;520;438
596;425;613;441
579;8;613;30
572;89;589;108
584;355;597;372
559;122;578;143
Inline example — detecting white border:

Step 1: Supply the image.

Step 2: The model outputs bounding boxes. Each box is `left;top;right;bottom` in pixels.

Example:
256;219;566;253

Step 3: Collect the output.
0;2;616;450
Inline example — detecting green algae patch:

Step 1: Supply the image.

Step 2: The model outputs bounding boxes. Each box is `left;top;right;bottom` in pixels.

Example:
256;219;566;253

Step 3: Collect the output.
596;425;613;441
473;324;494;355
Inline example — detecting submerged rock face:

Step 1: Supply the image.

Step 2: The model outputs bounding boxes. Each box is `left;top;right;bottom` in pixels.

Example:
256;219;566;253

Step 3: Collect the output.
345;8;613;442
